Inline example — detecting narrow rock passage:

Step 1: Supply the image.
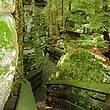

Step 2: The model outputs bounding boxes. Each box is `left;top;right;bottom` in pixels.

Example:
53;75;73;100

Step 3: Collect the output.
35;57;58;109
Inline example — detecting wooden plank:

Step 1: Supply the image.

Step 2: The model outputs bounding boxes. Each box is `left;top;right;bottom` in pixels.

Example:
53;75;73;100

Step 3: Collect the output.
45;80;110;94
16;79;36;110
45;45;62;59
31;74;44;90
46;89;110;110
4;96;17;110
46;97;86;110
105;95;110;104
26;53;49;80
26;63;43;80
30;71;43;82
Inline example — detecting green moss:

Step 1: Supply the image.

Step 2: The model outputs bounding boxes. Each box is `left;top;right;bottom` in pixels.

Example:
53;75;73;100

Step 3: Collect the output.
0;20;16;76
50;48;110;83
71;34;109;48
0;21;14;49
23;5;46;74
24;48;45;72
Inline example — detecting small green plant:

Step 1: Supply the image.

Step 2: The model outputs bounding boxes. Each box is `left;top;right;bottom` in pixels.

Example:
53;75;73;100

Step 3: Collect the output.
71;34;109;48
67;0;110;34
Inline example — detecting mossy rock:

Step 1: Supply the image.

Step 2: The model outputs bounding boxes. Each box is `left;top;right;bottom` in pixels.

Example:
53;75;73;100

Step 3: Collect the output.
50;48;110;83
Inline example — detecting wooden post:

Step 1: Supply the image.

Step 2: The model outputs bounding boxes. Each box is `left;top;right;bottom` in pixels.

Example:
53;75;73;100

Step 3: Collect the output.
103;0;110;41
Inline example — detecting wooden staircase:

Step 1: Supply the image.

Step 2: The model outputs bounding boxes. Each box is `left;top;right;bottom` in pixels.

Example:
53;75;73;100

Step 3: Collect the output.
45;80;110;110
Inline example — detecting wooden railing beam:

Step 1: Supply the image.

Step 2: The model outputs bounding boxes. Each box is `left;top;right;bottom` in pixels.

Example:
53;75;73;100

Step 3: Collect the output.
45;80;110;95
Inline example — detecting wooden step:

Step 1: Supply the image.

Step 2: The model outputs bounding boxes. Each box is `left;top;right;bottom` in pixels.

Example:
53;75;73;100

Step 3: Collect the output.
37;101;62;110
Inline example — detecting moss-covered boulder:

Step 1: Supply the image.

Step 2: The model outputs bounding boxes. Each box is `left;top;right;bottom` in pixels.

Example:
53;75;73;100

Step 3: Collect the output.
50;48;110;83
0;14;18;110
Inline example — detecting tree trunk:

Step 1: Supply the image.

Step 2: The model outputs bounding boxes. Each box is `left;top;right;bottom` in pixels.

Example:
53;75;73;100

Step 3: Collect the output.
69;0;71;11
103;31;110;41
103;0;109;41
12;0;24;96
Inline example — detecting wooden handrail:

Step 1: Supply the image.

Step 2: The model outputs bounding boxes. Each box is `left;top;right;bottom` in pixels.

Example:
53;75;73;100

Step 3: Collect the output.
16;79;36;110
45;80;110;110
45;80;110;95
46;89;110;109
46;97;86;110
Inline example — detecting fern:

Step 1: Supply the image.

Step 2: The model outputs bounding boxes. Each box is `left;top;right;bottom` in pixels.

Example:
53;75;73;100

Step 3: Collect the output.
71;34;109;47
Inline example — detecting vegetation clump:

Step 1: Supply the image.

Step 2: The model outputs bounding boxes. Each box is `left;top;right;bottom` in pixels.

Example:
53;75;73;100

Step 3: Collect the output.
71;34;108;48
24;48;45;72
50;48;110;83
